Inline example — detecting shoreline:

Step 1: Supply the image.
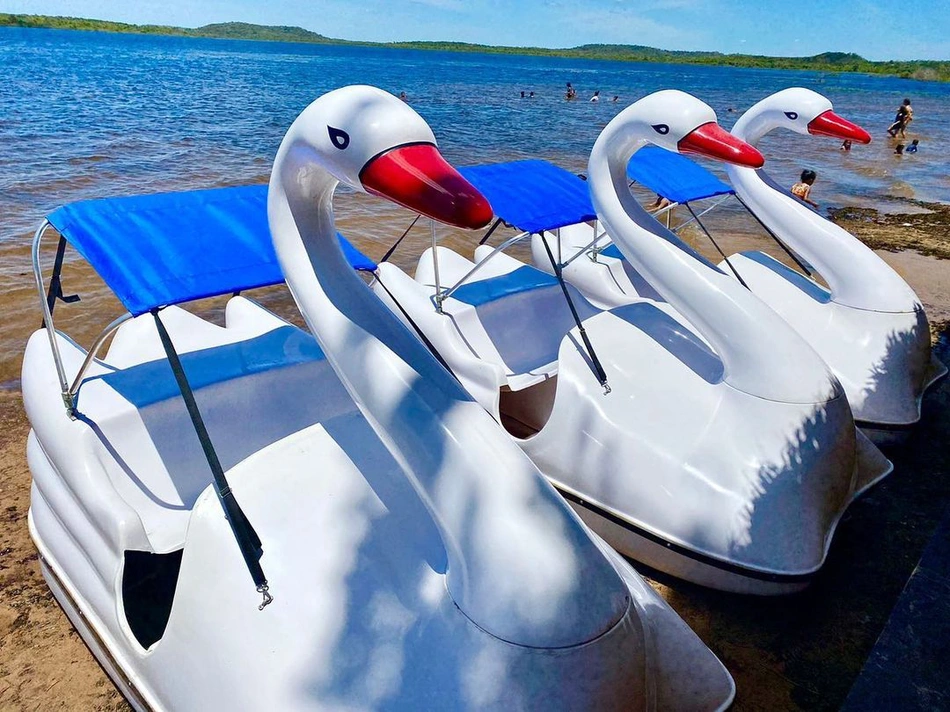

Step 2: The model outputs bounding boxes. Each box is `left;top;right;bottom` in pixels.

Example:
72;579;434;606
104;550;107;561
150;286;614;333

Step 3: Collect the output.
830;200;950;261
1;15;947;83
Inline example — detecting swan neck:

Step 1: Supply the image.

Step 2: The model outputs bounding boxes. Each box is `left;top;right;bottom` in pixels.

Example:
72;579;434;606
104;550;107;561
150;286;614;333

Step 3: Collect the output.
268;125;629;649
588;116;836;403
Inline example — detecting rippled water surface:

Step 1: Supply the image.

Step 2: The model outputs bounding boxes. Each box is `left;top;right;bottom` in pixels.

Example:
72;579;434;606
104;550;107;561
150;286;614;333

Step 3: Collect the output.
2;27;949;381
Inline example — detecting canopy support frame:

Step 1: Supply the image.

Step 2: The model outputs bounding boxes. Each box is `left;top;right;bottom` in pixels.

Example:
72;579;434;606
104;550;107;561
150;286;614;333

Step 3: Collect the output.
67;313;135;401
151;309;273;611
32;220;72;414
438;231;532;304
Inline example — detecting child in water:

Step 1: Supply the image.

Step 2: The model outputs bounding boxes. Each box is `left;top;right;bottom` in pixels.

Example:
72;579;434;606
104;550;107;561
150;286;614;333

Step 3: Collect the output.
906;139;919;153
791;169;819;209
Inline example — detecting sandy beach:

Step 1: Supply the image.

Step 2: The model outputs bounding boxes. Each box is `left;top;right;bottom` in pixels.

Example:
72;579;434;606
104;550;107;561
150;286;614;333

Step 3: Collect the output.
0;200;947;709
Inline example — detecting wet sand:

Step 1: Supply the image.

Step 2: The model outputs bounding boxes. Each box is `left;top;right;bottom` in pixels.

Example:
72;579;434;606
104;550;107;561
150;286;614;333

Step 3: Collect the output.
1;201;949;710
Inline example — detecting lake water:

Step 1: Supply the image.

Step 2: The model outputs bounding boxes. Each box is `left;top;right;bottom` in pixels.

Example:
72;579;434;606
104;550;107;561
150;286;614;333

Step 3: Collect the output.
2;27;949;382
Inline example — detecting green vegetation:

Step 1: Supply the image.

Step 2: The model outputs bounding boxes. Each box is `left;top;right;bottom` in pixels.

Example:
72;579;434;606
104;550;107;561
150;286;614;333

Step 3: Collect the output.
2;13;947;83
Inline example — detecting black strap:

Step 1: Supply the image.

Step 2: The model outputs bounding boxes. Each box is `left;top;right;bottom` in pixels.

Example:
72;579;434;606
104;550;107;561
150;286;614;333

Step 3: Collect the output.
685;204;750;290
374;276;459;381
477;218;503;246
381;214;421;263
537;234;610;393
734;194;814;277
151;310;271;608
42;236;80;328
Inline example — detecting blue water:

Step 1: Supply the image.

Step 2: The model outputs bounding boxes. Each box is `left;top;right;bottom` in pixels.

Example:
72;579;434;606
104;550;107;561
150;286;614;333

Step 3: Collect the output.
1;26;949;379
2;26;949;241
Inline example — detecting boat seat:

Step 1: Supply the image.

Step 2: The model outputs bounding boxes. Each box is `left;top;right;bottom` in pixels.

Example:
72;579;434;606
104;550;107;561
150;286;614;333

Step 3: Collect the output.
415;248;601;388
74;311;354;553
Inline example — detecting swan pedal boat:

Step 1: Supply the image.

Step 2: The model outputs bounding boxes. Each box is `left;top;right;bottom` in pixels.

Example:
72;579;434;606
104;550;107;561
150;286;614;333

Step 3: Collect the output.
725;88;947;444
22;87;735;710
549;89;947;444
371;91;892;596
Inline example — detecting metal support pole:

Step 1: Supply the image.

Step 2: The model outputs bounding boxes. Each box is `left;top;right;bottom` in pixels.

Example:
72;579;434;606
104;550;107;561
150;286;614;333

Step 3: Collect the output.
431;219;443;313
32;221;70;408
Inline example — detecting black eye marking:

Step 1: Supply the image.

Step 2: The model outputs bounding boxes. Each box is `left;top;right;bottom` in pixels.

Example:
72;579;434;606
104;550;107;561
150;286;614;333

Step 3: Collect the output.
328;126;350;149
784;111;799;120
652;124;670;135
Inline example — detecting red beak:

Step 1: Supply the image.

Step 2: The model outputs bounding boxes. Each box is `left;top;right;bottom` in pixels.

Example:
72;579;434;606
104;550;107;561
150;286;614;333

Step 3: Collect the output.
807;110;871;144
359;143;493;229
677;122;765;168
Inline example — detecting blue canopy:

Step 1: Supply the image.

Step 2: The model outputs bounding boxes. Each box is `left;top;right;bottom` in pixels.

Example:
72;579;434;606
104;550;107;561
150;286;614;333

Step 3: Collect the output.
459;160;596;234
47;184;376;316
626;146;734;205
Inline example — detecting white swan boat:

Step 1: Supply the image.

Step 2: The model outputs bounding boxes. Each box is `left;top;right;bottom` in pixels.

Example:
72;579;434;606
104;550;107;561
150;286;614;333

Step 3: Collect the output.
725;88;947;443
23;86;735;710
370;90;891;595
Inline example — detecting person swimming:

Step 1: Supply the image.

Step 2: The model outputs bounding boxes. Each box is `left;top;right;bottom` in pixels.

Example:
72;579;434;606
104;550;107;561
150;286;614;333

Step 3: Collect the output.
590;90;601;102
791;169;819;209
906;139;919;153
840;139;852;151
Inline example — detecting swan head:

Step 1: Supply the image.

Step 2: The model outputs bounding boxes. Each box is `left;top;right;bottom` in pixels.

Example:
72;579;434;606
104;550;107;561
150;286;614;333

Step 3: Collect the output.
281;85;493;229
745;87;871;144
624;89;765;167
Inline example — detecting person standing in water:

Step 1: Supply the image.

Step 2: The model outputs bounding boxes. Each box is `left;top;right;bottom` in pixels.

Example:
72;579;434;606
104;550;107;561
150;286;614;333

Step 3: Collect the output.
906;139;920;153
887;98;913;137
590;90;601;102
791;169;819;209
565;82;576;100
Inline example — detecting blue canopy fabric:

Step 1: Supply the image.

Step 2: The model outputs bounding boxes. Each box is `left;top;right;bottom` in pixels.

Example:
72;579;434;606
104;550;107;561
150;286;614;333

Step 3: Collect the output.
626;146;734;205
47;184;376;316
459;160;596;234
449;265;560;307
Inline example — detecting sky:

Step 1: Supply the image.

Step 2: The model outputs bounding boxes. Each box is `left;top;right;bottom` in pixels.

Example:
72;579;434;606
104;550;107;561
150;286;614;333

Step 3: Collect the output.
3;0;948;61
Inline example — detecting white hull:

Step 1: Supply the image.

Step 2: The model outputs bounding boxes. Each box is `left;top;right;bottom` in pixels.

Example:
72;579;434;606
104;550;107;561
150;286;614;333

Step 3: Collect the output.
375;244;891;594
722;251;947;444
25;297;735;710
725;88;947;438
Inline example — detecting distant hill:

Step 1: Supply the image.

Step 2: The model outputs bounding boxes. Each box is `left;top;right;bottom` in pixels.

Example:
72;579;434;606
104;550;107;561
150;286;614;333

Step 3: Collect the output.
1;13;946;83
192;22;336;43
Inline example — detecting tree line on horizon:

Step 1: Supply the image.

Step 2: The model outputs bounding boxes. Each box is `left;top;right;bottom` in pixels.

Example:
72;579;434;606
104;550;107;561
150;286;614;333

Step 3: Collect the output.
2;13;946;83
